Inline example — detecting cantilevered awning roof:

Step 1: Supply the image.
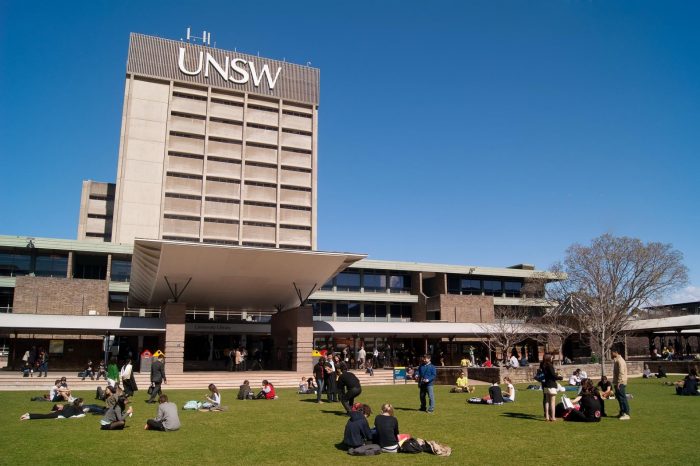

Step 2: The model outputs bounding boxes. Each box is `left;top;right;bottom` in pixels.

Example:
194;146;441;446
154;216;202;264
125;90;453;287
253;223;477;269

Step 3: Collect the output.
129;239;365;310
313;321;543;337
625;315;700;333
0;313;165;335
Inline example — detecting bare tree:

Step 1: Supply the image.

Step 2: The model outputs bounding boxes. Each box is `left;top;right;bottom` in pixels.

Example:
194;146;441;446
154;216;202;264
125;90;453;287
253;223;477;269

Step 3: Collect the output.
550;234;688;375
479;306;536;364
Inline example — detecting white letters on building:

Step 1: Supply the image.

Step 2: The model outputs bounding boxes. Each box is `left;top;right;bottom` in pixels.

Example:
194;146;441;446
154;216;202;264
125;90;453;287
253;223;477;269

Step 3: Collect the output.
178;47;281;89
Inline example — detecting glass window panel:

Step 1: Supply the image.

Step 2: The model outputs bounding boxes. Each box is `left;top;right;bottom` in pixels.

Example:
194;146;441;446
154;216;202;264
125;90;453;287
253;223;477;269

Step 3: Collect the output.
447;276;460;293
400;304;412;319
335;272;360;291
504;281;522;296
348;303;360;317
336;303;349;318
0;252;31;277
111;260;132;282
320;279;334;291
483;280;502;295
461;278;482;294
363;273;387;290
389;274;411;290
34;254;68;277
374;303;387;318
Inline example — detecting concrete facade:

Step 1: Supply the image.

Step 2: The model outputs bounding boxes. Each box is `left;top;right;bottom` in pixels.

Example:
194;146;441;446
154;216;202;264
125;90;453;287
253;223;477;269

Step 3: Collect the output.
427;294;496;323
270;305;313;375
111;34;319;250
77;181;115;242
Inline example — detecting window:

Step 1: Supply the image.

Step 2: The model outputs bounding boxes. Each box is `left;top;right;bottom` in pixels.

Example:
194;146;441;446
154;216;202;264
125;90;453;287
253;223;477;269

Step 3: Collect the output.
390;304;412;321
111;260;131;282
363;303;387;321
320;279;333;291
363;272;387;291
335;272;360;291
389;274;411;292
0;288;13;312
312;302;333;320
34;254;68;277
447;276;460;294
461;279;481;295
73;254;108;280
504;281;522;297
348;302;361;321
0;252;31;277
483;280;502;296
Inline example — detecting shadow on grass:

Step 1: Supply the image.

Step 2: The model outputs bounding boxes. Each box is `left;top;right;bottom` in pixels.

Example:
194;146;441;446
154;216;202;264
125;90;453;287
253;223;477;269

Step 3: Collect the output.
500;412;541;421
320;409;349;416
334;442;349;452
394;407;423;412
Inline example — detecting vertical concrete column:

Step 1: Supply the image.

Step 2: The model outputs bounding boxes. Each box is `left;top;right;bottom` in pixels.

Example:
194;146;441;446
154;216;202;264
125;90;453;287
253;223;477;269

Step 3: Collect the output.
163;302;187;374
106;254;112;281
66;251;74;279
270;305;313;374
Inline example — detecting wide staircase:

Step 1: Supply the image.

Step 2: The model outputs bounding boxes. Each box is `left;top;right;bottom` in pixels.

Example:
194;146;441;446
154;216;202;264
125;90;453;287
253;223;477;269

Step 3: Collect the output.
0;368;397;392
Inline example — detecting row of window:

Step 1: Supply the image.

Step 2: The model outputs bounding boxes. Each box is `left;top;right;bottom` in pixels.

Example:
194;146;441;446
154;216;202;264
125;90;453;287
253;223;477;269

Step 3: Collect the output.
0;251;131;282
321;270;412;293
312;301;413;321
447;276;523;297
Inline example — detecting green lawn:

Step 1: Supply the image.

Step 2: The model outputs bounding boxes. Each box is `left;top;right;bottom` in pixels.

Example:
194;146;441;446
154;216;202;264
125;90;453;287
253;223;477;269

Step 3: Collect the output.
0;378;697;465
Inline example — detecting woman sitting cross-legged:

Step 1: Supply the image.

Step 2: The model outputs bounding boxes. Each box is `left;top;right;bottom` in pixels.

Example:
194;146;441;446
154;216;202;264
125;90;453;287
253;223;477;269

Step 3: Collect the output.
502;377;516;402
100;395;133;430
450;371;474;393
201;384;222;410
255;380;276;399
373;403;399;453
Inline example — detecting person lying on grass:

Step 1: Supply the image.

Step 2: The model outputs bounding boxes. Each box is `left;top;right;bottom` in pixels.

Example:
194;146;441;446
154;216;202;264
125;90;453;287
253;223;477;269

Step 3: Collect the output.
20;398;85;420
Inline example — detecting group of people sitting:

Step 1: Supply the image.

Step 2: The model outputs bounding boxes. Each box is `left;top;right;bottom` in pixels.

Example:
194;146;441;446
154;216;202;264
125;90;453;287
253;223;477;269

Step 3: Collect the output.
21;375;181;432
673;368;699;396
343;403;401;454
236;379;277;400
642;364;668;379
467;377;516;405
298;376;318;394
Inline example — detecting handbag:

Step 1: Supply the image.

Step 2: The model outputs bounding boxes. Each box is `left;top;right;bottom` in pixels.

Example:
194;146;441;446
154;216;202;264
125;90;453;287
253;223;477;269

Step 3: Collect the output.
147;383;154;395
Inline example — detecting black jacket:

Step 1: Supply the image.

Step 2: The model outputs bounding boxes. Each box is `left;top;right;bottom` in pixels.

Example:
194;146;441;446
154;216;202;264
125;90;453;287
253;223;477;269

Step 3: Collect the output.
374;415;399;448
343;411;371;448
337;371;361;393
150;359;166;383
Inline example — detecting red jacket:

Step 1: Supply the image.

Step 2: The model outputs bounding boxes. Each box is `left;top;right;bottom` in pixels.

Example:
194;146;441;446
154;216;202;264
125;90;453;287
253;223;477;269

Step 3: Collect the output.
263;384;275;399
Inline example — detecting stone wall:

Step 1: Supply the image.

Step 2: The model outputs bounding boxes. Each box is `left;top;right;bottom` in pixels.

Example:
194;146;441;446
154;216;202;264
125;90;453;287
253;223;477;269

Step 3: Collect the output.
461;361;646;385
434;294;495;323
13;276;109;315
270;306;313;374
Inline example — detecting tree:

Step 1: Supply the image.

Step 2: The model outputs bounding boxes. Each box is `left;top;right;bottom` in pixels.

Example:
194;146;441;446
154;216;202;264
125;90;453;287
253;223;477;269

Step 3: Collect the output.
550;234;688;374
479;306;536;364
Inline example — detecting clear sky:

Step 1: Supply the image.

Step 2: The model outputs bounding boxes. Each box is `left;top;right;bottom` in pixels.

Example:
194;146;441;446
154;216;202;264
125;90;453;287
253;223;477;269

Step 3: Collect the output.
1;1;698;302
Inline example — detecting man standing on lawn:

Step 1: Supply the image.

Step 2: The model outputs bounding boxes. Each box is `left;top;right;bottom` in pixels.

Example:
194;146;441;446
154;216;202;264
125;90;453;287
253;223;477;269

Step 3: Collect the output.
611;348;630;420
417;354;436;413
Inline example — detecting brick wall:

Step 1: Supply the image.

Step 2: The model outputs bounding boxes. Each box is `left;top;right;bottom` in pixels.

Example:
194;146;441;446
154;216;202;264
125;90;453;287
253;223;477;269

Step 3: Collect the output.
437;294;494;323
13;276;109;315
466;362;645;384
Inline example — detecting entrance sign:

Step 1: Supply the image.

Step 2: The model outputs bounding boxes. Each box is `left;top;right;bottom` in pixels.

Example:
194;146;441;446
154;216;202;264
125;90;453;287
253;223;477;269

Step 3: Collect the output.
186;322;270;334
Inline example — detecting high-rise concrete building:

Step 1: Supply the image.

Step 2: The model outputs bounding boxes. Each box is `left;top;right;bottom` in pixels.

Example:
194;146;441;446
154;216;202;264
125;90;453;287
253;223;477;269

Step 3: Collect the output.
77;181;115;242
110;33;319;249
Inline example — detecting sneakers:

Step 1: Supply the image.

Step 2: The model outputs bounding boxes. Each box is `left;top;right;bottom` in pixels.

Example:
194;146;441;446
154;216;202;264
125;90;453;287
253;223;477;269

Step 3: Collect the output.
619;414;631;420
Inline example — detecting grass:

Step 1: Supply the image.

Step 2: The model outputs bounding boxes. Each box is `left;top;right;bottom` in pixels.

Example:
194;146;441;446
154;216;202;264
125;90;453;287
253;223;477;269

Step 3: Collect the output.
0;377;697;465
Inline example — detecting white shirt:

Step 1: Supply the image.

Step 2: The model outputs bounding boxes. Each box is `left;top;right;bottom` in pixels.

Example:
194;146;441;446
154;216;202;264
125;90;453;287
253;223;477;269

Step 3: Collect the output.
569;374;581;385
120;363;132;380
208;392;221;407
506;383;515;401
509;356;519;368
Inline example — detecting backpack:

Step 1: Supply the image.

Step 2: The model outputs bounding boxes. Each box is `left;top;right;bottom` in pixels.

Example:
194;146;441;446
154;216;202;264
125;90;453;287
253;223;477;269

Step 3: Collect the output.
399;438;423;454
426;440;452;457
183;400;202;410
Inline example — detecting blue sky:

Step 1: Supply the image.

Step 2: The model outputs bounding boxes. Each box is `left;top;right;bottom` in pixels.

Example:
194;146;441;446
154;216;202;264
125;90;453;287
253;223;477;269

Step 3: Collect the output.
1;1;698;302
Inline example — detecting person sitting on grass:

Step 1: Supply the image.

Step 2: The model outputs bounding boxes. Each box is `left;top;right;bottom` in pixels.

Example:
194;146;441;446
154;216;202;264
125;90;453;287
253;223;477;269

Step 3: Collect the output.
343;403;373;449
656;366;668;378
49;379;71;402
100;395;133;430
237;380;254;400
144;394;181;431
374;403;399;453
502;377;516;402
642;364;652;378
307;376;318;394
255;380;276;399
20;398;85;420
201;383;221;410
569;369;582;386
675;368;699;396
564;379;602;422
298;377;309;394
450;371;473;393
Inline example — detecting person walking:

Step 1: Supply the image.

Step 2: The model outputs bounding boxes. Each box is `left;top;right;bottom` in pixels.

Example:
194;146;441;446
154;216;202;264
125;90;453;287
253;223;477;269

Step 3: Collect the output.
611;348;630;420
146;356;167;403
417;354;436;413
37;348;48;377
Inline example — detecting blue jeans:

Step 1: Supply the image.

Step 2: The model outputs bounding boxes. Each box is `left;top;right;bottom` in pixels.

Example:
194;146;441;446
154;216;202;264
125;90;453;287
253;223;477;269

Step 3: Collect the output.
615;383;630;415
316;378;324;402
419;383;434;412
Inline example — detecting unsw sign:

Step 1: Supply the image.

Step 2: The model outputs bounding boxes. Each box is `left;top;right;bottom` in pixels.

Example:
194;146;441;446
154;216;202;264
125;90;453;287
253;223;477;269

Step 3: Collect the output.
178;47;282;89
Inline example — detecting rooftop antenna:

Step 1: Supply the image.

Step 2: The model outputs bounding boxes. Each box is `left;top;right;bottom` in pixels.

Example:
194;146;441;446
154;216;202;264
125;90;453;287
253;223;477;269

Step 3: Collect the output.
185;27;212;46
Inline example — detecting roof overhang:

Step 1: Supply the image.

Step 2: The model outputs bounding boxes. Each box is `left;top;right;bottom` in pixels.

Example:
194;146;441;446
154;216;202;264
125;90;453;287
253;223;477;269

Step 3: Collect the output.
624;315;700;333
0;313;165;335
313;321;544;337
129;239;365;310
